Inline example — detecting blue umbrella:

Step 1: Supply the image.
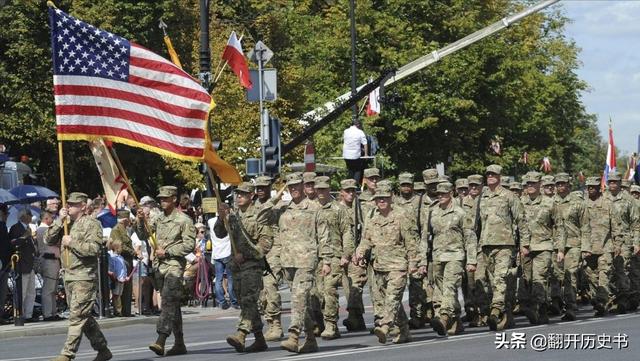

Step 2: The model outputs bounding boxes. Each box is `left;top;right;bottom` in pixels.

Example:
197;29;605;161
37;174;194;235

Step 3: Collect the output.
0;189;18;204
8;185;59;204
6;204;41;229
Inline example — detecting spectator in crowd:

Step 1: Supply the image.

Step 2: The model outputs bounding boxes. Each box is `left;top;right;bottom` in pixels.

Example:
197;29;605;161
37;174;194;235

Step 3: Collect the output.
132;230;153;315
10;208;38;322
208;213;237;309
342;120;368;187
108;239;128;317
178;193;197;223
45;198;61;215
37;210;62;321
139;196;162;314
0;204;10;324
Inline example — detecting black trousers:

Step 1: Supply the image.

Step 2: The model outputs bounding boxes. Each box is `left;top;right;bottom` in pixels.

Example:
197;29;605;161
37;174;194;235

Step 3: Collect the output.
345;158;364;187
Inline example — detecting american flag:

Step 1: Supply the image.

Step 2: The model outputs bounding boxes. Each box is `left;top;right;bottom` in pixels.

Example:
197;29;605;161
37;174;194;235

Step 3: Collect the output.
49;7;211;161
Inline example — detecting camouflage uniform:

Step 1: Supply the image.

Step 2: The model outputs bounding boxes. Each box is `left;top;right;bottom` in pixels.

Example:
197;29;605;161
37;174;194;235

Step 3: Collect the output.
135;186;195;353
45;192;109;360
604;172;639;310
520;173;565;324
583;177;614;314
356;184;425;344
478;165;531;331
312;177;355;338
275;174;332;353
553;173;590;318
217;182;273;352
426;182;477;335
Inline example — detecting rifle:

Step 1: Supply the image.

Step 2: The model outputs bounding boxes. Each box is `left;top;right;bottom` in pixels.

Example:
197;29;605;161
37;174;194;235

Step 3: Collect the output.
417;193;424;237
354;195;363;247
426;204;433;263
474;192;483;240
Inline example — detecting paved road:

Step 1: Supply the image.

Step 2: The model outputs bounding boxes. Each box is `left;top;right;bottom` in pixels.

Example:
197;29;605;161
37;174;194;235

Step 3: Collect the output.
1;289;637;361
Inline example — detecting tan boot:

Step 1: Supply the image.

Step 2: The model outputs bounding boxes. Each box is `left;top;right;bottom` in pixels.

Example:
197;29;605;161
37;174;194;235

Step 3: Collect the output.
430;315;449;336
93;348;112;361
447;317;463;336
51;356;71;361
320;321;341;340
226;330;248;353
373;324;389;344
166;332;187;356
264;316;284;341
298;333;319;353
244;331;268;353
149;333;167;356
392;324;412;344
280;330;300;353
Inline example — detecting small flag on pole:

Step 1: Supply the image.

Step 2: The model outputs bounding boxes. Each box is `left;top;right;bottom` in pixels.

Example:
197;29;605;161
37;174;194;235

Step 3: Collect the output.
222;31;252;89
602;120;617;189
540;157;552;173
365;86;380;116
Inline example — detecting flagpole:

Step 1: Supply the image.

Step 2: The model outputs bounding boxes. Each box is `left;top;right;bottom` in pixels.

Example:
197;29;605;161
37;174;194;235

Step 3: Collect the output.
205;166;238;256
57;141;70;267
213;33;244;86
107;145;157;250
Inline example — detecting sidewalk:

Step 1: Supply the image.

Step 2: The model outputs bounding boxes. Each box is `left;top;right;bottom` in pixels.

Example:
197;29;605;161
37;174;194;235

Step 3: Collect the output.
0;305;234;340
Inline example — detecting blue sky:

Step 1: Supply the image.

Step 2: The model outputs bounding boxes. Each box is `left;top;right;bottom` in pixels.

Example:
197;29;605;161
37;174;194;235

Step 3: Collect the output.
562;0;640;154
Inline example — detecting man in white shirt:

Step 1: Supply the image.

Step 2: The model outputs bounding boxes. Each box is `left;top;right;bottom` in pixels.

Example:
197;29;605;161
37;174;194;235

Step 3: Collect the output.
207;215;238;309
342;121;368;186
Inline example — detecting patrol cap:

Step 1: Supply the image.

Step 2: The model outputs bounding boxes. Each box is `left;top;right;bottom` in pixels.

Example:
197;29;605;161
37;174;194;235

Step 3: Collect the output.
314;176;331;189
541;175;555;186
157;186;178;198
364;168;380;178
436;182;454;193
340;179;357;190
67;192;88;204
303;172;317;184
586;176;601;186
555;172;570;184
485;164;502;175
621;179;631;188
523;172;541;183
116;209;131;219
607;171;622;182
234;182;255;194
631;185;640;194
398;172;414;185
509;182;522;190
455;178;469;189
254;176;272;187
467;174;483;185
438;175;450;183
373;183;393;199
422;168;439;184
413;182;426;191
500;176;511;185
285;173;303;186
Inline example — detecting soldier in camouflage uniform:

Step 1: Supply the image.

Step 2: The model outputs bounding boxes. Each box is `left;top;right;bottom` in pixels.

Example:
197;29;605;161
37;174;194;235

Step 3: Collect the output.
414;182;426;196
605;171;639;312
46;192;112;361
520;172;565;325
303;172;318;203
394;173;420;213
254;175;287;341
135;186;196;356
583;177;615;316
462;174;487;327
478;165;531;331
630;185;640;310
542;176;555;198
455;179;469;203
354;183;426;344
276;173;332;354
553;173;590;320
311;176;355;339
631;185;640;199
339;179;368;332
426;182;477;336
509;182;523;197
539;175;563;314
216;182;273;353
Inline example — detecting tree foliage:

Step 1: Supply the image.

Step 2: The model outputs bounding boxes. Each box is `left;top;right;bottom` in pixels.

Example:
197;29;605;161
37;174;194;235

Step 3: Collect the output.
0;0;604;197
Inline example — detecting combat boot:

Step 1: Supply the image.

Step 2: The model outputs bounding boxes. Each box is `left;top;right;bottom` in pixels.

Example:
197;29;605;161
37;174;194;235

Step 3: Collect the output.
447;317;464;336
524;304;539;325
320;322;341;340
312;322;324;337
408;318;425;329
392;324;412;344
549;297;563;316
561;309;576;321
264;317;284;341
593;302;606;317
373;324;389;344
430;315;449;336
226;330;248;353
51;355;71;361
280;330;300;353
165;332;187;356
538;303;549;324
298;333;319;353
244;331;268;353
343;312;367;332
93;348;113;361
487;308;501;331
149;333;167;356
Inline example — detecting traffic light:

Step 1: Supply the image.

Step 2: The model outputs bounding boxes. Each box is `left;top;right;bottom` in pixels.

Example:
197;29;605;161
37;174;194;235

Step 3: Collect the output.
263;116;281;175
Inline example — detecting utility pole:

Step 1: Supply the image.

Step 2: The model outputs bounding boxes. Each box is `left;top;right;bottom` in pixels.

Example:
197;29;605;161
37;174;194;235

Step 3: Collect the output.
349;0;358;123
